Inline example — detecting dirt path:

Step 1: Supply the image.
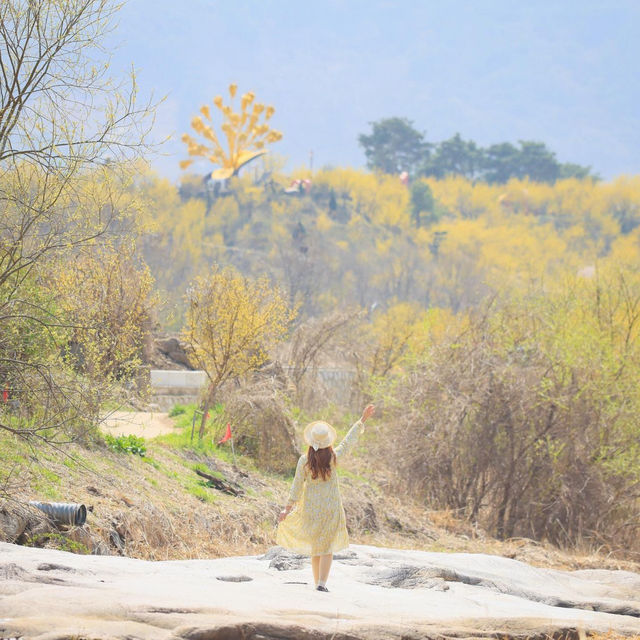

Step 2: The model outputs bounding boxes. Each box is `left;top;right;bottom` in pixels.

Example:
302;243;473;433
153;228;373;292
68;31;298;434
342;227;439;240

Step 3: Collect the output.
100;411;179;439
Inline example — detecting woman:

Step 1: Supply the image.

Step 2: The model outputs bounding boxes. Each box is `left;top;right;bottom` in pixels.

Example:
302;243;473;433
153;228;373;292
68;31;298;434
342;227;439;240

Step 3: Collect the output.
276;404;375;591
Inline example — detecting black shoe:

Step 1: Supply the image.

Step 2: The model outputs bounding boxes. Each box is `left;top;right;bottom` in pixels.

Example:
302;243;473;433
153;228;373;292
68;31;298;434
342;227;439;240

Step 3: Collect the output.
316;585;329;592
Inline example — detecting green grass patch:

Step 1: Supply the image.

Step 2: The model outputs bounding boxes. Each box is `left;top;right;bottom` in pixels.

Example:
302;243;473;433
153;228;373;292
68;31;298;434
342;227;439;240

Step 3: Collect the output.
62;456;80;471
32;482;63;501
142;456;160;469
26;532;90;554
145;450;217;499
0;433;97;502
188;482;218;503
158;403;251;467
191;462;224;480
30;463;63;500
336;467;368;484
0;433;29;470
168;403;188;417
104;433;147;457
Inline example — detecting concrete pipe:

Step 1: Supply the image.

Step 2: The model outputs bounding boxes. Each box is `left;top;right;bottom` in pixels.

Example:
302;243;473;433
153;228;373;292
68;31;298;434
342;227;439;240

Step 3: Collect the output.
29;501;87;526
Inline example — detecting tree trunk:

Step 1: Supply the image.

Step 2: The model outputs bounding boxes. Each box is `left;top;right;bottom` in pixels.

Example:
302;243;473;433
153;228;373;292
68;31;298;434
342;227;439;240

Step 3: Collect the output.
198;384;216;440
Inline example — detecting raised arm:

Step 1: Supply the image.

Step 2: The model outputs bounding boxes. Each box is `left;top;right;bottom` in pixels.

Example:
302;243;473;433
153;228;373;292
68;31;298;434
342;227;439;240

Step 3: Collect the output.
334;419;364;461
335;404;375;462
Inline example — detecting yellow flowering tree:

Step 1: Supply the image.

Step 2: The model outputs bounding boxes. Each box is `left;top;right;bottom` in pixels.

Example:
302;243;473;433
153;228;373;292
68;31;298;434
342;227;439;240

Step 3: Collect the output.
180;84;283;179
53;243;155;387
183;265;295;438
350;302;428;384
142;168;640;329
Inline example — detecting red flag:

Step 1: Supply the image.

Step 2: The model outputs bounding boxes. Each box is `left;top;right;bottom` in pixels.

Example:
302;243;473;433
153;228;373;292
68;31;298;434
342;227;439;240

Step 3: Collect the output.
2;386;8;403
218;423;232;444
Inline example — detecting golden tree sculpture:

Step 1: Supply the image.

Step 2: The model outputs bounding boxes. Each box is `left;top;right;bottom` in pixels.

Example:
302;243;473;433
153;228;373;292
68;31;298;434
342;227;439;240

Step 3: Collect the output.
180;84;283;179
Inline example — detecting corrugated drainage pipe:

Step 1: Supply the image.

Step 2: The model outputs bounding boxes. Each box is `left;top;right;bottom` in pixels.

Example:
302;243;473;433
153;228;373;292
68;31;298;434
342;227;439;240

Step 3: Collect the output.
29;501;87;526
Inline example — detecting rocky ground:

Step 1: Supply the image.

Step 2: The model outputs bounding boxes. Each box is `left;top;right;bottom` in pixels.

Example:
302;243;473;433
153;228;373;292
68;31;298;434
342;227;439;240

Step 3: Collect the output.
3;408;640;639
1;542;640;640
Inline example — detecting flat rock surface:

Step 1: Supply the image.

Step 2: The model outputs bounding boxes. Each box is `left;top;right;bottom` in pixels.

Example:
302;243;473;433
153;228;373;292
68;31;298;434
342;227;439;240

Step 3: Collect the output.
1;542;639;639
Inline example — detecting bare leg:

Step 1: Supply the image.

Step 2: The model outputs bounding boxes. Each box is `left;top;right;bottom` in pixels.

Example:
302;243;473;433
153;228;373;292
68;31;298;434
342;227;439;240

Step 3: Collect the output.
318;553;333;584
311;556;320;585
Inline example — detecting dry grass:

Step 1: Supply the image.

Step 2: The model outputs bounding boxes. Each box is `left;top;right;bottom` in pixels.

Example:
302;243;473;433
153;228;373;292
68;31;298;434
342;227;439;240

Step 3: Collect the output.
2;431;639;575
1;434;435;560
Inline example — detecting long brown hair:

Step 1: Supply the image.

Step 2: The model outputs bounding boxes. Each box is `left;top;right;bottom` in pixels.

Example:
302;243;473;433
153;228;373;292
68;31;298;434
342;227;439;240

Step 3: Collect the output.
306;446;336;480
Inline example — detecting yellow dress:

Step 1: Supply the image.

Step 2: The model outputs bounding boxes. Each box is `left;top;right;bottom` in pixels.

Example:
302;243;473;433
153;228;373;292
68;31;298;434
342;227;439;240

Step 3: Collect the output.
276;419;364;556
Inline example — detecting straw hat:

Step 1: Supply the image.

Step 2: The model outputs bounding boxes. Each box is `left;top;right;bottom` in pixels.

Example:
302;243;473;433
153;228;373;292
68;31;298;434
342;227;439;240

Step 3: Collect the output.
303;420;337;451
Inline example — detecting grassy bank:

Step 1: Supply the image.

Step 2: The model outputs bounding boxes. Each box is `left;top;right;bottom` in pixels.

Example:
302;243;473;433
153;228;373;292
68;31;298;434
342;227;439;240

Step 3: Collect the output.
1;408;638;573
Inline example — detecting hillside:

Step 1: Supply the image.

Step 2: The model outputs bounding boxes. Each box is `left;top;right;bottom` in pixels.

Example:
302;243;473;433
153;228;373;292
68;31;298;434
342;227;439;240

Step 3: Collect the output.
2;411;638;572
1;411;431;561
3;410;640;639
5;167;640;560
142;172;640;327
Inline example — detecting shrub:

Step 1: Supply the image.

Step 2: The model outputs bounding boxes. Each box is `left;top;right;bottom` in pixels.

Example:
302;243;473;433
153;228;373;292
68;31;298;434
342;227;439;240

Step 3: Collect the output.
104;434;147;457
384;271;640;558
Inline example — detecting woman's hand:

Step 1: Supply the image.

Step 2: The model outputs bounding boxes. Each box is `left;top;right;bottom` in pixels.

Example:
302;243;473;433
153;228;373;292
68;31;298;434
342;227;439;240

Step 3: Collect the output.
361;404;375;422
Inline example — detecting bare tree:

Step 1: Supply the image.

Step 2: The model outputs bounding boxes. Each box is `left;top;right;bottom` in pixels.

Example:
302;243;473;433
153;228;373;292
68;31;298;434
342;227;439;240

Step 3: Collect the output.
0;0;154;168
287;310;358;408
0;0;155;451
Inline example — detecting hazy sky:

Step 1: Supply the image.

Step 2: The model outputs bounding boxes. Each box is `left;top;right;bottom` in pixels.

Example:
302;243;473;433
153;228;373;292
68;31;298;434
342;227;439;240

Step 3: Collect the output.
108;0;640;181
